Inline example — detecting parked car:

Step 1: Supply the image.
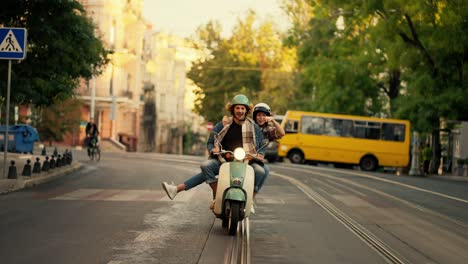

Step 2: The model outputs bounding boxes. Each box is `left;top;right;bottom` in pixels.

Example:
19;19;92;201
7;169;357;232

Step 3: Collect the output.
264;115;284;163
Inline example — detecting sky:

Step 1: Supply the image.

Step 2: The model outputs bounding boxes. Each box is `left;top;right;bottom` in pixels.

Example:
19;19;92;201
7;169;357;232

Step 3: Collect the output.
142;0;289;38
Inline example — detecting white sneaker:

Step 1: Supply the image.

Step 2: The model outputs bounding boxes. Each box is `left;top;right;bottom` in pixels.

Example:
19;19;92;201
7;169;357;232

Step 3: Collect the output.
162;182;178;200
250;203;255;214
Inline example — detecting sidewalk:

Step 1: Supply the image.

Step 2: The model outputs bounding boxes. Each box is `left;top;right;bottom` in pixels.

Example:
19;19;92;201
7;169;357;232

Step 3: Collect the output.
0;151;82;194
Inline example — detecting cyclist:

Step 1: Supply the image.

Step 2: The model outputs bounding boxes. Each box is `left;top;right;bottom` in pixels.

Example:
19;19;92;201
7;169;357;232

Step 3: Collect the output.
85;118;99;157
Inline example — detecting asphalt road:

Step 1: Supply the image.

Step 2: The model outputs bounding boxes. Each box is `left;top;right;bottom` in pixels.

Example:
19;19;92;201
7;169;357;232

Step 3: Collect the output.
1;151;467;263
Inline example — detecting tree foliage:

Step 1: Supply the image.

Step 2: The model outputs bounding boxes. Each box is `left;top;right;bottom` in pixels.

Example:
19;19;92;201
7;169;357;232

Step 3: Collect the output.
0;0;109;107
284;0;468;132
34;97;82;145
188;11;297;122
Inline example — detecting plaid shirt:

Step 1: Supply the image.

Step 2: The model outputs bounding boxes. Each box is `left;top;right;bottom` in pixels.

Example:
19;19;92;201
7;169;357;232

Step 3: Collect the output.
207;117;264;155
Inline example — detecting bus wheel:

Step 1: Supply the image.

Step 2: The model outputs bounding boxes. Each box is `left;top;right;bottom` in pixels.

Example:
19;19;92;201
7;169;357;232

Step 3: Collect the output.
289;150;304;164
360;156;378;171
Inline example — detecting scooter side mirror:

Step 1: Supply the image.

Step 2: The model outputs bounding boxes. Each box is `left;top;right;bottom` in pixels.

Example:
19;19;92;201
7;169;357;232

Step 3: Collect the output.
210;131;223;150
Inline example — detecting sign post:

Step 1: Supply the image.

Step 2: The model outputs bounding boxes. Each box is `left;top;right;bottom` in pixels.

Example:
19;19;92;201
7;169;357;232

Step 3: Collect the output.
0;27;27;179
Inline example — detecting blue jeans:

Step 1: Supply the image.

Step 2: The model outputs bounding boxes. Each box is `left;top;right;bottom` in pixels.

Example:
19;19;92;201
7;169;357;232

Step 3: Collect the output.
183;159;219;190
256;164;269;192
183;172;205;190
201;158;266;193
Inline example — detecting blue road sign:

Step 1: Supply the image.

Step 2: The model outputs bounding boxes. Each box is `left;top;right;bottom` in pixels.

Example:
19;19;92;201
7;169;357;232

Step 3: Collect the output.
0;28;27;60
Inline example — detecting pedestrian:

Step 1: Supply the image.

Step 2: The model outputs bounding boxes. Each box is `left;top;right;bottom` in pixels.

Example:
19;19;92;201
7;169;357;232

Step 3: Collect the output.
422;143;432;175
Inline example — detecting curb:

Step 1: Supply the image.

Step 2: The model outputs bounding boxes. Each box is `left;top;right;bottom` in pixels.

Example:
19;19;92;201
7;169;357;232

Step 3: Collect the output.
0;162;82;194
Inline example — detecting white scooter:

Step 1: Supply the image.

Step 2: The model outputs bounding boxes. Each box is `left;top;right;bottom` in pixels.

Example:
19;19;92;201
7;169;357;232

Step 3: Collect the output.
212;134;266;235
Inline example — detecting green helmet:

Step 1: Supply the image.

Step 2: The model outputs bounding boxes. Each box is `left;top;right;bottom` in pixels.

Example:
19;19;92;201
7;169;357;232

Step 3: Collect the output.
231;94;250;108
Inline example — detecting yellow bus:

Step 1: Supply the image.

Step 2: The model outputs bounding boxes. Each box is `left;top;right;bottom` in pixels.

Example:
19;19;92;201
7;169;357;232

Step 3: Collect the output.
278;110;411;171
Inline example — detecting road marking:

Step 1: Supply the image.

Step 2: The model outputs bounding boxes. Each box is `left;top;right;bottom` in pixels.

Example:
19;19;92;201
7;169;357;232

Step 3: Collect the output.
51;189;164;201
50;187;200;202
273;171;407;264
281;165;468;204
51;188;101;200
134;231;151;242
274;169;468;229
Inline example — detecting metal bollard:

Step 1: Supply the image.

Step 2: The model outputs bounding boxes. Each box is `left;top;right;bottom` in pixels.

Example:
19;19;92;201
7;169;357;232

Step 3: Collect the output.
41;146;47;156
53;147;58;157
64;149;71;165
49;156;56;169
33;157;41;174
41;156;50;172
22;159;32;177
8;160;17;179
56;154;62;167
68;150;73;164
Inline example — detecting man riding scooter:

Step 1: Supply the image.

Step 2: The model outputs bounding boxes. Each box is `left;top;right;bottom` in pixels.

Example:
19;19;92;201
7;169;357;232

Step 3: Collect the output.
162;94;266;211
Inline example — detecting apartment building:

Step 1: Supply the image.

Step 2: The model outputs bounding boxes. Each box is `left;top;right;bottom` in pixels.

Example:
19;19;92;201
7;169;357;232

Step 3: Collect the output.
73;0;206;154
75;0;145;150
140;31;207;154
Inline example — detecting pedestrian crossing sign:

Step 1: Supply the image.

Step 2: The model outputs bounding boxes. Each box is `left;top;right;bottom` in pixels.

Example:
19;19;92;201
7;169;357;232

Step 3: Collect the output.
0;27;27;60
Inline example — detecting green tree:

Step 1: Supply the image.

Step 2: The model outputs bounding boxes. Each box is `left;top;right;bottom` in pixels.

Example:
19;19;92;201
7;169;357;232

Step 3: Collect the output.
34;98;82;146
285;0;468;172
188;11;297;122
0;0;109;107
284;2;384;115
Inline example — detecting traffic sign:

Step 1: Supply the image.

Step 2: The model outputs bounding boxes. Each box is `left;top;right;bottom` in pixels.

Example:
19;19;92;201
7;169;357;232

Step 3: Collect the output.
206;122;214;131
0;27;27;60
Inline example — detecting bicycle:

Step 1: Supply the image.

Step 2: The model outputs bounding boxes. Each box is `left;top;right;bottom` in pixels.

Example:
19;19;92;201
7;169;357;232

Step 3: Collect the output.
88;137;101;161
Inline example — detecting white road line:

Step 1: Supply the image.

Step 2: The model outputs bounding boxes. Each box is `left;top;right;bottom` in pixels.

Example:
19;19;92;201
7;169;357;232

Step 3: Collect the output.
51;188;101;200
273;170;468;228
283;166;468;204
134;231;151;242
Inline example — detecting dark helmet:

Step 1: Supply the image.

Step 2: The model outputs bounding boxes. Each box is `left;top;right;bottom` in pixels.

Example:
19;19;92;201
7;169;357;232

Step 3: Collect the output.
253;103;271;119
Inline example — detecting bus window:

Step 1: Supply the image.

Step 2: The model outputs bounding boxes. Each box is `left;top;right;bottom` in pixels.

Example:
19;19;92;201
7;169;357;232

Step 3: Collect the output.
285;120;299;133
326;118;353;137
324;119;338;136
394;124;405;141
382;123;405;142
302;116;324;135
353;121;382;139
367;122;381;139
353;121;367;138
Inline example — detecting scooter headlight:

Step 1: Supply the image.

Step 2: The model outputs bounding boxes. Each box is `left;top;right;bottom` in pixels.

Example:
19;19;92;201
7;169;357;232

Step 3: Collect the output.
232;178;242;186
233;148;246;160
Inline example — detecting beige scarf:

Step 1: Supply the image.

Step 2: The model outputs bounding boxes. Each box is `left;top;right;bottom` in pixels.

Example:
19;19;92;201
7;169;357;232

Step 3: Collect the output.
217;117;257;155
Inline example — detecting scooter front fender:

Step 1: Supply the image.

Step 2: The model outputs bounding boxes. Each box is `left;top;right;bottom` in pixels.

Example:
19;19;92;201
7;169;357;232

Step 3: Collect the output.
224;188;246;201
214;162;254;217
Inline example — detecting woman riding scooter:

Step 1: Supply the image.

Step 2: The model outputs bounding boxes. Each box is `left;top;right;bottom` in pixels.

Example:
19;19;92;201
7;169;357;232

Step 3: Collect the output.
252;103;285;195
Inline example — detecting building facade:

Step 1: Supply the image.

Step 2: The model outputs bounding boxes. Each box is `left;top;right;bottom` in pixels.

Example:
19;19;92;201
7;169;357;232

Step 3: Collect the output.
139;32;207;154
76;0;146;150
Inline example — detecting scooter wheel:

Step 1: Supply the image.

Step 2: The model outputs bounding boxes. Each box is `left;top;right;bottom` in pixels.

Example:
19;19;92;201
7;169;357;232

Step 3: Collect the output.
222;217;228;228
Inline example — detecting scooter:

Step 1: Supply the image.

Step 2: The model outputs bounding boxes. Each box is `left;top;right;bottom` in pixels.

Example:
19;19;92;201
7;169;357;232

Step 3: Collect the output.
212;134;266;236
